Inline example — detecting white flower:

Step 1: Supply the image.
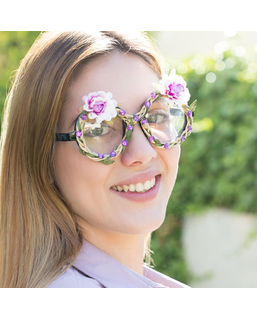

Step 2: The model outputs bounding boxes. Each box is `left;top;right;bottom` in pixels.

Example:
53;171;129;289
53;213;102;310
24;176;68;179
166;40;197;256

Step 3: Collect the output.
82;91;117;123
153;69;191;106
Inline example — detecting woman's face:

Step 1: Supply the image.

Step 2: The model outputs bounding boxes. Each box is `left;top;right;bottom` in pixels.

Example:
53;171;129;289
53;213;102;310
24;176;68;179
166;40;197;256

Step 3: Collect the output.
54;50;180;235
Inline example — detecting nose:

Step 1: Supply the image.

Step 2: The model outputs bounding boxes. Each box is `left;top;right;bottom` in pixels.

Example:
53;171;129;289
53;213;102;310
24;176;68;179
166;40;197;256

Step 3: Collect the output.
120;122;157;166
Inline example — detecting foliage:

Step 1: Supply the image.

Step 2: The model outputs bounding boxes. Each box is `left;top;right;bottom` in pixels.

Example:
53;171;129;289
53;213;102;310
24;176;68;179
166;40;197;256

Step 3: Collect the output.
0;31;41;123
171;50;257;215
152;46;257;283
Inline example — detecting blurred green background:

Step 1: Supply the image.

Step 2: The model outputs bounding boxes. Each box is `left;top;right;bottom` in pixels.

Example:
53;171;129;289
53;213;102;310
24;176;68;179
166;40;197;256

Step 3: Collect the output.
150;32;257;285
1;31;257;285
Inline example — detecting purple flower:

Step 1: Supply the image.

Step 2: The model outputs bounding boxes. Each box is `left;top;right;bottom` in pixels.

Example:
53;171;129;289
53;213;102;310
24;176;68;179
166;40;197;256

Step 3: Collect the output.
127;125;133;131
81;114;87;120
148;136;155;142
134;115;139;121
141;119;148;124
187;111;193;117
151;92;157;99
181;136;186;142
188;126;192;132
98;153;104;159
76;131;82;137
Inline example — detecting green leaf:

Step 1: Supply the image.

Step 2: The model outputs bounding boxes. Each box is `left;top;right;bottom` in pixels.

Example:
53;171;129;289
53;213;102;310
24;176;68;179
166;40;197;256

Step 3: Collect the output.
154;139;162;146
189;100;197;112
88;154;99;159
77;119;82;132
130;119;134;125
79;148;86;155
102;159;115;165
126;130;132;141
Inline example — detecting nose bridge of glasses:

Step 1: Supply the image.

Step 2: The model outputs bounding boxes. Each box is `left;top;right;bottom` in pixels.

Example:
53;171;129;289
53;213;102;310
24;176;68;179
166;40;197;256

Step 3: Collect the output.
120;105;149;134
117;96;161;149
120;115;153;151
118;102;148;122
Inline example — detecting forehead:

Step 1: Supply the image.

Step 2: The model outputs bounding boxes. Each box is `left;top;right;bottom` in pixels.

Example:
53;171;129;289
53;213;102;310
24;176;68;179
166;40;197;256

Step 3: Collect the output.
67;50;160;116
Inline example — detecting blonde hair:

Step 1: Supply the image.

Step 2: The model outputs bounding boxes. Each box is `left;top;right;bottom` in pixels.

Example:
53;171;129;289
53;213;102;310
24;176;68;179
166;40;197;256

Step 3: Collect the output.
0;31;165;287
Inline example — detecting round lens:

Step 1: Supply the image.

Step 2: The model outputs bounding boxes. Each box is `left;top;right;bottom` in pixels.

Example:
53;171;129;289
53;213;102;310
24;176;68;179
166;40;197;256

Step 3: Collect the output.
77;115;125;154
146;97;186;143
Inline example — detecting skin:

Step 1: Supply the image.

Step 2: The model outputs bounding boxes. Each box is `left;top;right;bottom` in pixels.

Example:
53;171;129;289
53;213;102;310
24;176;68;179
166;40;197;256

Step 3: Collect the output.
54;50;181;275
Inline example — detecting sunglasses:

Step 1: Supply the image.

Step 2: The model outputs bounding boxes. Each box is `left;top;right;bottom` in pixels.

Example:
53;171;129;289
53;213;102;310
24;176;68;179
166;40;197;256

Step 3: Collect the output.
56;90;196;165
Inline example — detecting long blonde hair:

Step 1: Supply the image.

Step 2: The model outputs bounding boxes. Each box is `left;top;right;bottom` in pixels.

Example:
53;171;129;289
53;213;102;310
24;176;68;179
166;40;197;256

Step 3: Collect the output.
0;31;164;287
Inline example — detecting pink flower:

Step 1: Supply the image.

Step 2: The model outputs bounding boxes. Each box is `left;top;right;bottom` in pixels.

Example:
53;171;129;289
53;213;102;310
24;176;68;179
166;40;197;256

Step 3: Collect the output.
166;83;185;98
90;100;107;116
82;91;117;123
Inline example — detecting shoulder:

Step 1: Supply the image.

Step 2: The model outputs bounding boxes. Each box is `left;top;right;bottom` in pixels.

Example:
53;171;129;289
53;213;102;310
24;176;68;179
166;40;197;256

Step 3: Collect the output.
47;266;103;288
143;265;190;288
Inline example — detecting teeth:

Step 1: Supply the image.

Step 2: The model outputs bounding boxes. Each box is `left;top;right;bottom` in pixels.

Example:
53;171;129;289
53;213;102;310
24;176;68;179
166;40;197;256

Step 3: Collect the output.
144;180;151;191
135;183;144;192
112;177;157;193
123;185;129;192
129;184;135;192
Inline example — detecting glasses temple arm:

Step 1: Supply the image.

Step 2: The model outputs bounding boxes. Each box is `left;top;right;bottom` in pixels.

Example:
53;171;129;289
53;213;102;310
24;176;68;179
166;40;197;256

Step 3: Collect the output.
55;131;76;141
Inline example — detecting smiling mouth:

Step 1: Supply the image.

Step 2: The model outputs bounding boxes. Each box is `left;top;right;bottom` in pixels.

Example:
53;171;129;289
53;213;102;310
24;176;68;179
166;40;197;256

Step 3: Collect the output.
111;175;160;193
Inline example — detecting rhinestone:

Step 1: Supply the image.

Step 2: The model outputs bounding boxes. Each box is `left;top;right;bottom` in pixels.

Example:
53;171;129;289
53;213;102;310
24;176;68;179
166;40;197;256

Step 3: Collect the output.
119;109;126;116
122;140;128;147
145;101;151;108
110;151;117;157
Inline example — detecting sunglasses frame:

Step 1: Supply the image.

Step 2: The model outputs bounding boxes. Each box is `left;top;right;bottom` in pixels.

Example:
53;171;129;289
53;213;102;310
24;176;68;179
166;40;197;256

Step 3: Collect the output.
56;92;196;165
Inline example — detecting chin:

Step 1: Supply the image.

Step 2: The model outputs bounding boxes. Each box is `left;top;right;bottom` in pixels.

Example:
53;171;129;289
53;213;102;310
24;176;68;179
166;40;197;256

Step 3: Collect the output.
117;207;167;235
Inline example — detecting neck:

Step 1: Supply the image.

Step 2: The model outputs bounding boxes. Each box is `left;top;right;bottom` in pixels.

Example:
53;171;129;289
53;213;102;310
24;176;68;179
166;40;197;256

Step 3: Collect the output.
77;219;146;275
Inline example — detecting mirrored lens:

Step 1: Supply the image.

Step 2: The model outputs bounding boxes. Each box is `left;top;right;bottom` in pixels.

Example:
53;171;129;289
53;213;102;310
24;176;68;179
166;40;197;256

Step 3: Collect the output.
78;116;125;154
147;97;186;142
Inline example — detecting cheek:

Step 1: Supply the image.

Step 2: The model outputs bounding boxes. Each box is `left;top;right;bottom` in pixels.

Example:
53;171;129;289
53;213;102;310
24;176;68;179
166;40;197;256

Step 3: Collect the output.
53;142;111;210
171;145;181;171
54;143;81;198
161;145;181;190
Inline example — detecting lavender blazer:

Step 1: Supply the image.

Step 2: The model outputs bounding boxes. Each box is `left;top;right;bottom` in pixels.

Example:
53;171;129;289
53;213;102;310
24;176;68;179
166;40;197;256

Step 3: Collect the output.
48;239;189;288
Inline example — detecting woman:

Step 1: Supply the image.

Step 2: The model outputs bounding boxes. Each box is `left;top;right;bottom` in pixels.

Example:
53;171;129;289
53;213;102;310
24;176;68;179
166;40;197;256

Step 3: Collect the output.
0;31;196;288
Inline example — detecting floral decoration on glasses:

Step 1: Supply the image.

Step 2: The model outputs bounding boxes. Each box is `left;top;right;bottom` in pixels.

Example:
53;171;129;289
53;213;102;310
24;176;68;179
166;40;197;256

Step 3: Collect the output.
56;69;197;165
